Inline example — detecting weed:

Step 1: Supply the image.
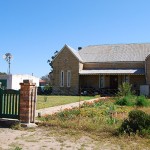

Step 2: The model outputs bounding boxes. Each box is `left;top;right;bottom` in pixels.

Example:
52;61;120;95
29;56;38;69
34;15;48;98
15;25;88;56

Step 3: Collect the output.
44;96;47;102
135;95;150;107
14;147;22;150
11;123;22;130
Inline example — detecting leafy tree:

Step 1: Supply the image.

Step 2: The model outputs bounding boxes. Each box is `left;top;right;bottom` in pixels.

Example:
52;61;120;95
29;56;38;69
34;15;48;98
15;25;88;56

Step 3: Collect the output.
0;72;7;75
46;50;59;86
41;74;50;84
47;50;58;73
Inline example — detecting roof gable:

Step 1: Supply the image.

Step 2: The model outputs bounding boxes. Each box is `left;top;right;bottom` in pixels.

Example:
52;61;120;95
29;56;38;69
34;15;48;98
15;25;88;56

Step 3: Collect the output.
53;44;83;63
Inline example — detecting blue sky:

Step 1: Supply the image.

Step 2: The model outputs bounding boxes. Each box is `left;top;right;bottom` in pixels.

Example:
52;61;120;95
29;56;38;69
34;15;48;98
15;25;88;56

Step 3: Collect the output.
0;0;150;78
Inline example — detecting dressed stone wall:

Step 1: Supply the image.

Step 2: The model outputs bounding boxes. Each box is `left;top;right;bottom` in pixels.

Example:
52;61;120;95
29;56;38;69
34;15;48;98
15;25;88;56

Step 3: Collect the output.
52;46;79;95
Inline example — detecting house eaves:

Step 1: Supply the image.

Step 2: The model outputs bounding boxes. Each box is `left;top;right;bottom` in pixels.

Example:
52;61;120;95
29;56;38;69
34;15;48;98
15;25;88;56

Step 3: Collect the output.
79;68;145;75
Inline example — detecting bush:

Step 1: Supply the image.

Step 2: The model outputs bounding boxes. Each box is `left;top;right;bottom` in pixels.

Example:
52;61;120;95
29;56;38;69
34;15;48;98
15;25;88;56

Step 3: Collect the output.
135;95;150;107
115;95;135;106
117;82;133;96
119;110;150;136
115;95;150;107
37;85;52;95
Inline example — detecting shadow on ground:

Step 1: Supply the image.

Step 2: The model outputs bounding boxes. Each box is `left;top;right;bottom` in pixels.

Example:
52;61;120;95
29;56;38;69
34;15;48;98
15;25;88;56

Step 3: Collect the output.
0;118;19;128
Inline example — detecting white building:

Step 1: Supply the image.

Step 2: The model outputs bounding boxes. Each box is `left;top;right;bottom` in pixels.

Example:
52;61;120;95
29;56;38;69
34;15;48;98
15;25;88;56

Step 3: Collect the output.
0;74;39;90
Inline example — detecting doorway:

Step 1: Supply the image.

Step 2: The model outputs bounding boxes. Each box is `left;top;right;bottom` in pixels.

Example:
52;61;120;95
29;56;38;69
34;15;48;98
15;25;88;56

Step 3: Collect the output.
110;75;118;89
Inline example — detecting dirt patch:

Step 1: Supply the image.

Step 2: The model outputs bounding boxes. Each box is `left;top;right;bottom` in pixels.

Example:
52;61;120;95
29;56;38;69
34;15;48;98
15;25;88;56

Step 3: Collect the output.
0;127;121;150
0;126;150;150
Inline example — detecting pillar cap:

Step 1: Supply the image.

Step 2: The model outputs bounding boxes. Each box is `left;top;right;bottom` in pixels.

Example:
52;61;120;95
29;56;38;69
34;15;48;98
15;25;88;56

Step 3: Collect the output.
20;80;36;86
23;80;33;83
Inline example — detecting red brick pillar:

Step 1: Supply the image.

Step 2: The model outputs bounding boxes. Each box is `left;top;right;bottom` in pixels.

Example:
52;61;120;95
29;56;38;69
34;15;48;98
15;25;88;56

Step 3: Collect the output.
20;80;37;124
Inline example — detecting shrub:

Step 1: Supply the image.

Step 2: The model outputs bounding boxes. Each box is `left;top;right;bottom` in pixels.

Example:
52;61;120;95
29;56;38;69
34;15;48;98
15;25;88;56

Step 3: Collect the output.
119;110;150;136
117;82;133;96
135;95;150;107
115;95;150;107
115;95;135;106
44;85;52;95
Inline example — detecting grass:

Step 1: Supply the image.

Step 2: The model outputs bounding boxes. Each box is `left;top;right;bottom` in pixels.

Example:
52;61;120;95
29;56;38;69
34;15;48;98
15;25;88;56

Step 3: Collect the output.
37;98;150;149
38;125;150;150
38;99;124;133
38;98;150;132
36;95;99;109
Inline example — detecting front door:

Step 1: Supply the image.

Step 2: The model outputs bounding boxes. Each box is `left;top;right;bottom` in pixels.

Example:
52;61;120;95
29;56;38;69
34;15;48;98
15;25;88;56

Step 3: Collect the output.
110;75;118;89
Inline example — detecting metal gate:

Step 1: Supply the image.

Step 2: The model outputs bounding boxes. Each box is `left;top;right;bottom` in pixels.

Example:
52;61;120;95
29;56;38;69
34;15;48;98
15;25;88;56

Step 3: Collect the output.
0;89;20;119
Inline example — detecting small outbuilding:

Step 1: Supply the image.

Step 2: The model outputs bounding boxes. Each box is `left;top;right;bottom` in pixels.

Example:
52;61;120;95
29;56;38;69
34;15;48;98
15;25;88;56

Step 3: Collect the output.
0;74;39;90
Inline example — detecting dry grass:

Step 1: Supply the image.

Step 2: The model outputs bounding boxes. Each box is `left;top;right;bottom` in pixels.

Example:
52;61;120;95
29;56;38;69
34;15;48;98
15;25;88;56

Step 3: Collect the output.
40;126;150;150
37;98;150;149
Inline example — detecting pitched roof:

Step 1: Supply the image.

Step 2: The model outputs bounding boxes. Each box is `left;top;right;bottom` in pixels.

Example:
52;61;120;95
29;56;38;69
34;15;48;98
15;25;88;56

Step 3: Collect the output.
53;44;83;62
78;43;150;62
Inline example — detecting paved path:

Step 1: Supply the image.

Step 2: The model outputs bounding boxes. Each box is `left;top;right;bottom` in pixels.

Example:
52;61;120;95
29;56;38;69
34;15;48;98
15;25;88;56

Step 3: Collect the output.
35;97;105;117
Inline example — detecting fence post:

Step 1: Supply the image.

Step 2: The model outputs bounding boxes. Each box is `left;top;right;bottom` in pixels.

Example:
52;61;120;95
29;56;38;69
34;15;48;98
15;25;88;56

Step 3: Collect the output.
20;80;37;125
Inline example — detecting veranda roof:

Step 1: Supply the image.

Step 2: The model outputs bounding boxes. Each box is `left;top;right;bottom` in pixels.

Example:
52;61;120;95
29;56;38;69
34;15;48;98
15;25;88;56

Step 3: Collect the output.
79;69;145;75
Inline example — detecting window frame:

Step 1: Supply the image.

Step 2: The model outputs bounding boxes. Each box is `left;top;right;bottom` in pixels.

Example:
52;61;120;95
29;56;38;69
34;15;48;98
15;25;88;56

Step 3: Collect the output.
60;70;64;87
99;75;105;88
124;75;130;83
67;70;71;87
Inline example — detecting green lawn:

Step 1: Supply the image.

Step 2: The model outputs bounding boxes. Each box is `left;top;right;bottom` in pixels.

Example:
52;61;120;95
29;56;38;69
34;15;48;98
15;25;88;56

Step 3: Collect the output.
37;95;98;109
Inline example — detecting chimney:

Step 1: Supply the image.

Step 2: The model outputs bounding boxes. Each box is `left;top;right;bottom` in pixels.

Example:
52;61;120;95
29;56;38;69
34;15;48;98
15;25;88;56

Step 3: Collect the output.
78;47;82;50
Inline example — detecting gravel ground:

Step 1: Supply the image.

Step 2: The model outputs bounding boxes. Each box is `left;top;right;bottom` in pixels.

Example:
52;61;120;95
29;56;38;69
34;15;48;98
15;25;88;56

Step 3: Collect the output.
0;127;120;150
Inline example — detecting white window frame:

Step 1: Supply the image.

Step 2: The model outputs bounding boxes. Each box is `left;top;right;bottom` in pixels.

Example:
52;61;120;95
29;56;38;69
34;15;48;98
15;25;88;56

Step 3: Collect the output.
60;70;64;87
67;70;71;87
99;75;105;88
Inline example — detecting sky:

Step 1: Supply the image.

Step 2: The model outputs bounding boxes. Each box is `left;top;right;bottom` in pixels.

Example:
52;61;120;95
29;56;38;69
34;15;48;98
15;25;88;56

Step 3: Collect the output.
0;0;150;78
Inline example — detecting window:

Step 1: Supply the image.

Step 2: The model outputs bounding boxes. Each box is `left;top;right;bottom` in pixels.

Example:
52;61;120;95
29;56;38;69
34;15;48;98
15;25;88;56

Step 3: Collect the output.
67;70;71;87
60;70;64;87
124;75;130;83
99;75;105;88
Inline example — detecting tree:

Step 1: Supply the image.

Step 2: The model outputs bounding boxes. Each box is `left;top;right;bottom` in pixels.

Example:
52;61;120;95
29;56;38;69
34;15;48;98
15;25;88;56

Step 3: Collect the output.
46;50;59;87
47;50;58;73
3;53;13;74
0;72;7;75
41;74;50;85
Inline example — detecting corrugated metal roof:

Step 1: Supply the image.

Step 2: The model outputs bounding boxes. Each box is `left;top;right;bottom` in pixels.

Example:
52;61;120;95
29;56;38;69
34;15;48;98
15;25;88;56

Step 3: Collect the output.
79;69;145;75
78;43;150;62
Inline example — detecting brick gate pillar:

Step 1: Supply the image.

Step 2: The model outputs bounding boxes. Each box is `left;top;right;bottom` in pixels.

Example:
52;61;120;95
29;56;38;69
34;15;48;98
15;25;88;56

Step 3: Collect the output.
20;80;37;124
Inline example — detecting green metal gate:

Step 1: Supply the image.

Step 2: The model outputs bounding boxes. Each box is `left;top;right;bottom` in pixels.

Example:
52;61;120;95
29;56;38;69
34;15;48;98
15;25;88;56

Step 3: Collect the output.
0;89;20;119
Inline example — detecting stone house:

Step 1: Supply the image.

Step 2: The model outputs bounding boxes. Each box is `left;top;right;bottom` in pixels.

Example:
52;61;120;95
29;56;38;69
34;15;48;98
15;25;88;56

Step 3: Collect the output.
52;43;150;95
